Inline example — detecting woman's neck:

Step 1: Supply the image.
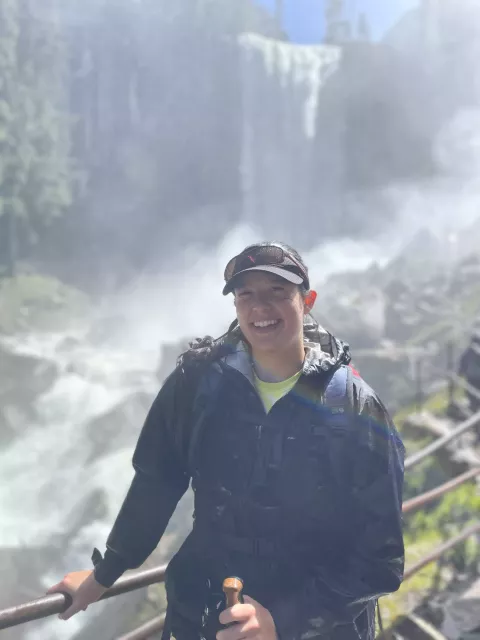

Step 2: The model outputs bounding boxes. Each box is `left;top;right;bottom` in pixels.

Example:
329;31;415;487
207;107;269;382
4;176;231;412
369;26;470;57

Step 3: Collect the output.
251;344;305;383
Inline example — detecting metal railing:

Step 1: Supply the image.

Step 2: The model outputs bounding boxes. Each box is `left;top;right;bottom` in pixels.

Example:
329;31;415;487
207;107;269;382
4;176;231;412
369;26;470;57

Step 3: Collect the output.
0;565;167;632
2;464;478;634
402;467;480;513
117;614;166;640
450;371;480;400
107;523;480;640
402;522;480;581
353;332;480;417
404;408;480;469
1;383;479;637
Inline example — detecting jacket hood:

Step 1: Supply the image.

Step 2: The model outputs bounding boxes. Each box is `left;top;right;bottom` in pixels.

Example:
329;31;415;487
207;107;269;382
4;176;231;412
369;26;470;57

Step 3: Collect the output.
215;319;351;382
302;321;351;374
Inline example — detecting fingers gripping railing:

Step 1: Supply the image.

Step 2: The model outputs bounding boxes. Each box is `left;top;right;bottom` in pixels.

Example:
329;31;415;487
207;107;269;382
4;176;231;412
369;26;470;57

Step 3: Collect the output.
2;464;478;634
0;565;166;631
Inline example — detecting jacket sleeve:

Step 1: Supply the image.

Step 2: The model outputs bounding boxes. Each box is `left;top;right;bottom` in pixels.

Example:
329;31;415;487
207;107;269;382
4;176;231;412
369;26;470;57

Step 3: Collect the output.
270;382;405;640
92;365;194;587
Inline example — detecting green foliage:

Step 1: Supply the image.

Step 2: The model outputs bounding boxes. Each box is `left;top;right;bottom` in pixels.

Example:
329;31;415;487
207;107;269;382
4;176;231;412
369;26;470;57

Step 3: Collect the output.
406;283;480;347
394;384;472;504
405;482;480;575
194;0;286;37
356;13;371;41
378;483;479;629
274;0;283;26
394;388;462;428
0;274;89;333
380;384;480;631
325;0;349;43
378;544;444;629
325;0;344;24
403;455;436;500
407;483;480;538
0;0;73;274
324;1;372;44
135;0;285;38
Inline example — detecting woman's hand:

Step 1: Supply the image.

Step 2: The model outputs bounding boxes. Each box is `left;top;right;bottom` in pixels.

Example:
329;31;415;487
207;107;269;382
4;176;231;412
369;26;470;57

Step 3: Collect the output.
46;570;108;620
217;595;278;640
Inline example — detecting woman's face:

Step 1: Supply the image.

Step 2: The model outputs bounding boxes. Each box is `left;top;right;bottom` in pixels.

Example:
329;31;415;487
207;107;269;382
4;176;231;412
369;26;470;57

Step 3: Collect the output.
233;271;309;355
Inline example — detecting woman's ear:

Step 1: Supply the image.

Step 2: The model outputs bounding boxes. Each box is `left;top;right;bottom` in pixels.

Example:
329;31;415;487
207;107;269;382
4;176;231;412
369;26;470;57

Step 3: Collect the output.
304;290;317;313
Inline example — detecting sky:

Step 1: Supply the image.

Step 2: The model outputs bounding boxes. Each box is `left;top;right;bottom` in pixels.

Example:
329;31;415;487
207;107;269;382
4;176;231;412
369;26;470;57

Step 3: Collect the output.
256;0;420;43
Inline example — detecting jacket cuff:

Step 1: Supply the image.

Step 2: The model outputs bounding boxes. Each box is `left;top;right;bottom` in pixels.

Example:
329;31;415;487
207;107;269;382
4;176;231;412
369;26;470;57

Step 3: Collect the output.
92;548;130;588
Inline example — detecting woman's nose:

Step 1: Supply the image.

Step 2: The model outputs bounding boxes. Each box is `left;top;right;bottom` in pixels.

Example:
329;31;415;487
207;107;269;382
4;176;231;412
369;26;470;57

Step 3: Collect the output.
251;291;273;308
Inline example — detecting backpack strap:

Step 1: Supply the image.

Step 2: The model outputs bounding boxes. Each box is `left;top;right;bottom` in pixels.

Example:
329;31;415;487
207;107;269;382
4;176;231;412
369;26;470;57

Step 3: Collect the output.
187;363;224;478
324;364;354;412
186;362;356;475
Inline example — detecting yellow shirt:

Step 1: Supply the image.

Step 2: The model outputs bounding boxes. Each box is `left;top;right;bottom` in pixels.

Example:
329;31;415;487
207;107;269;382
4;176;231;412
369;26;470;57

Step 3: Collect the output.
253;369;302;413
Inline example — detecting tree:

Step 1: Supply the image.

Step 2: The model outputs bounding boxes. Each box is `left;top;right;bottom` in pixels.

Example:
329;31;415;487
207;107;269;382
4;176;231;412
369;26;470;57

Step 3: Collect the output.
0;0;20;276
356;12;371;42
0;0;73;277
324;0;373;44
275;0;283;28
194;0;285;38
324;0;351;44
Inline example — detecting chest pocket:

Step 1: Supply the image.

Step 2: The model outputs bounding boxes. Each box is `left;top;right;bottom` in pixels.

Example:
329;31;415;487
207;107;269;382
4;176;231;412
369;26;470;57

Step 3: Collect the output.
309;412;354;488
190;368;262;495
273;403;355;542
196;408;258;493
277;366;351;495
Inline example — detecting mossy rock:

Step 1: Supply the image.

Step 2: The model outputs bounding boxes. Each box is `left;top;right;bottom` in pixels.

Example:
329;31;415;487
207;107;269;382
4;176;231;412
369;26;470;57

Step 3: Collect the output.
394;388;460;430
0;274;89;334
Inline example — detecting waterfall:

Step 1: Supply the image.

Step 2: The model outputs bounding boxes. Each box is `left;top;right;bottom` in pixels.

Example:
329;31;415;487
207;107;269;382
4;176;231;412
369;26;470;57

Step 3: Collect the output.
0;328;193;640
238;33;342;239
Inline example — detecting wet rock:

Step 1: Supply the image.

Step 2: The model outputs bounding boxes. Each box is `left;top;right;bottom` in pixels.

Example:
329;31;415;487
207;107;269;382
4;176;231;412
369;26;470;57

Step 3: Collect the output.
0;340;59;446
442;578;480;640
85;392;155;463
0;341;59;403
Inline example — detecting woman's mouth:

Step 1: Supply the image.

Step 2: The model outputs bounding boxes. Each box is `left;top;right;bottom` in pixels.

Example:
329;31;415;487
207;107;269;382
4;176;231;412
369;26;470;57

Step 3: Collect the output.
251;319;282;333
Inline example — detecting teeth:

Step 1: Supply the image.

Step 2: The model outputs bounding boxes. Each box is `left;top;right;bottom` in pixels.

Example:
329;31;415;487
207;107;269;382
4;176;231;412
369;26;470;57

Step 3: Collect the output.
254;320;278;328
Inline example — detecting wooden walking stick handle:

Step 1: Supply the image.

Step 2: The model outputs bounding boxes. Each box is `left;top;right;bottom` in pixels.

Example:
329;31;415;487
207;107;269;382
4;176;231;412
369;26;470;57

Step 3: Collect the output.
223;576;244;608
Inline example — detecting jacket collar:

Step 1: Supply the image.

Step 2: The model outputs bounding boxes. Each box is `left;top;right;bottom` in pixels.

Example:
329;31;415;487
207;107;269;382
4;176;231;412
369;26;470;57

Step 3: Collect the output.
217;322;351;382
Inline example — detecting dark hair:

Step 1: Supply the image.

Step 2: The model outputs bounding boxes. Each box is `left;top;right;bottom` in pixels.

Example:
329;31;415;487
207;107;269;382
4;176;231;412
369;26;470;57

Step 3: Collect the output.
178;242;313;366
177;320;241;367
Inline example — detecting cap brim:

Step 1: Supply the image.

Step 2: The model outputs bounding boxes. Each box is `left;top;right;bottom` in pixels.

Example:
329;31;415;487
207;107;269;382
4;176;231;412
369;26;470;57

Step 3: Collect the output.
223;265;303;295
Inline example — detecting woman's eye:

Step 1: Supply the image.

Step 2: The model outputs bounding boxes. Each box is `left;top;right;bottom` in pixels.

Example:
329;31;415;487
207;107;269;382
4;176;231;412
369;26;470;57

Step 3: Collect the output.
238;291;251;298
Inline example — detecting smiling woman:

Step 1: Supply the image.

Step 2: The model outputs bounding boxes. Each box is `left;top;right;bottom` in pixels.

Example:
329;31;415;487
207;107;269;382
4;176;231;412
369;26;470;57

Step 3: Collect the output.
234;273;309;374
47;240;406;640
224;242;315;382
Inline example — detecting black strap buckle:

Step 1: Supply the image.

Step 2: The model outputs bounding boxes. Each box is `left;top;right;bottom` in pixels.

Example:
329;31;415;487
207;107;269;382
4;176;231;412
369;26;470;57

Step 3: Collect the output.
91;547;103;567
